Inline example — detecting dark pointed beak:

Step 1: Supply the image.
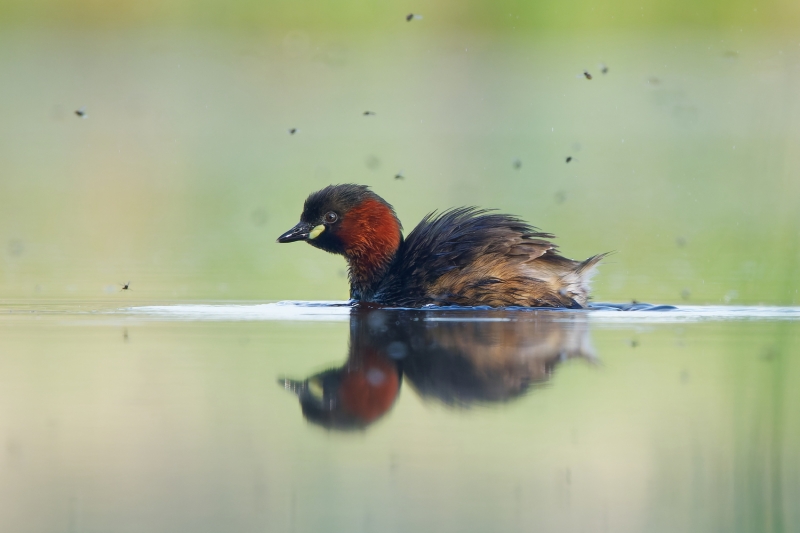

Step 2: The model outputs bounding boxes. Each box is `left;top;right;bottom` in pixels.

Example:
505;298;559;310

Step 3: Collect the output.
277;221;312;243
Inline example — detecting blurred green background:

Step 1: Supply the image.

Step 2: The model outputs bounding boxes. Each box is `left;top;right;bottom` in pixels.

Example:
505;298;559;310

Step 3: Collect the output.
1;0;799;304
0;311;797;533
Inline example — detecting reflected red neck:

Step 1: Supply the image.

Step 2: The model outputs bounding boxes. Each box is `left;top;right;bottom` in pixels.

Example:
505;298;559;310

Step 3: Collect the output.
340;348;400;422
338;199;402;298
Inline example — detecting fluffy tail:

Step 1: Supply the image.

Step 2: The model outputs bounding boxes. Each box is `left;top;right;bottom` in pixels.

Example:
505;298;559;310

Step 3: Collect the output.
559;252;610;307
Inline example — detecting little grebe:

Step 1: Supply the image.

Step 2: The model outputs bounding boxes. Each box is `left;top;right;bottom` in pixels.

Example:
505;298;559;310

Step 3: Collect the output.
277;184;606;308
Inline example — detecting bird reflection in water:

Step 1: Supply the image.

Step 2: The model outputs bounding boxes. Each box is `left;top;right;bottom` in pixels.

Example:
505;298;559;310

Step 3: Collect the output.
280;308;595;430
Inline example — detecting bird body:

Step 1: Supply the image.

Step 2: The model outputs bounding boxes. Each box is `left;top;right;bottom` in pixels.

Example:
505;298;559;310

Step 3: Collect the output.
278;184;606;308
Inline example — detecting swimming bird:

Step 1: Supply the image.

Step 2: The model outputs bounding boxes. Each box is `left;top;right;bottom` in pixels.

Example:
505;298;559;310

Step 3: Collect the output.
277;184;606;308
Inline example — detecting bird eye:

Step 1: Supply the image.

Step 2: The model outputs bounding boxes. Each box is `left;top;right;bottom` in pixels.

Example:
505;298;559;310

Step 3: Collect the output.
324;212;338;224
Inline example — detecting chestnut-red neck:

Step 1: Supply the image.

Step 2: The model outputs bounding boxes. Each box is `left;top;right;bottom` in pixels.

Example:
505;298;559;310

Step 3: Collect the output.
337;199;402;299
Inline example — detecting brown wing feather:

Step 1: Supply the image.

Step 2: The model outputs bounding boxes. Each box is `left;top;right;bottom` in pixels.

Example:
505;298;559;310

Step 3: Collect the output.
427;234;606;308
375;208;606;308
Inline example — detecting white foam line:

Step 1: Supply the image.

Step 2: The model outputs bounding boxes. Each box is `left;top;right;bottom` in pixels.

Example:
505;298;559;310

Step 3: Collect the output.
123;301;352;322
588;305;800;323
118;302;800;323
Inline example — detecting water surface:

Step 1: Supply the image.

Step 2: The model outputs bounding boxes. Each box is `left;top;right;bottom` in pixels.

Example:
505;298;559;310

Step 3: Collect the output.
1;4;799;531
0;301;797;532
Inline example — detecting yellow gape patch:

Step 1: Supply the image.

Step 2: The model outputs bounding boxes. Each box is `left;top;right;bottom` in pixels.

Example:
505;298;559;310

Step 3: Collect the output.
308;224;325;240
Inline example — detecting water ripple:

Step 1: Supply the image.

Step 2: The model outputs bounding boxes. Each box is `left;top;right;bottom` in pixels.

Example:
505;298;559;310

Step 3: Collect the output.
121;301;800;323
